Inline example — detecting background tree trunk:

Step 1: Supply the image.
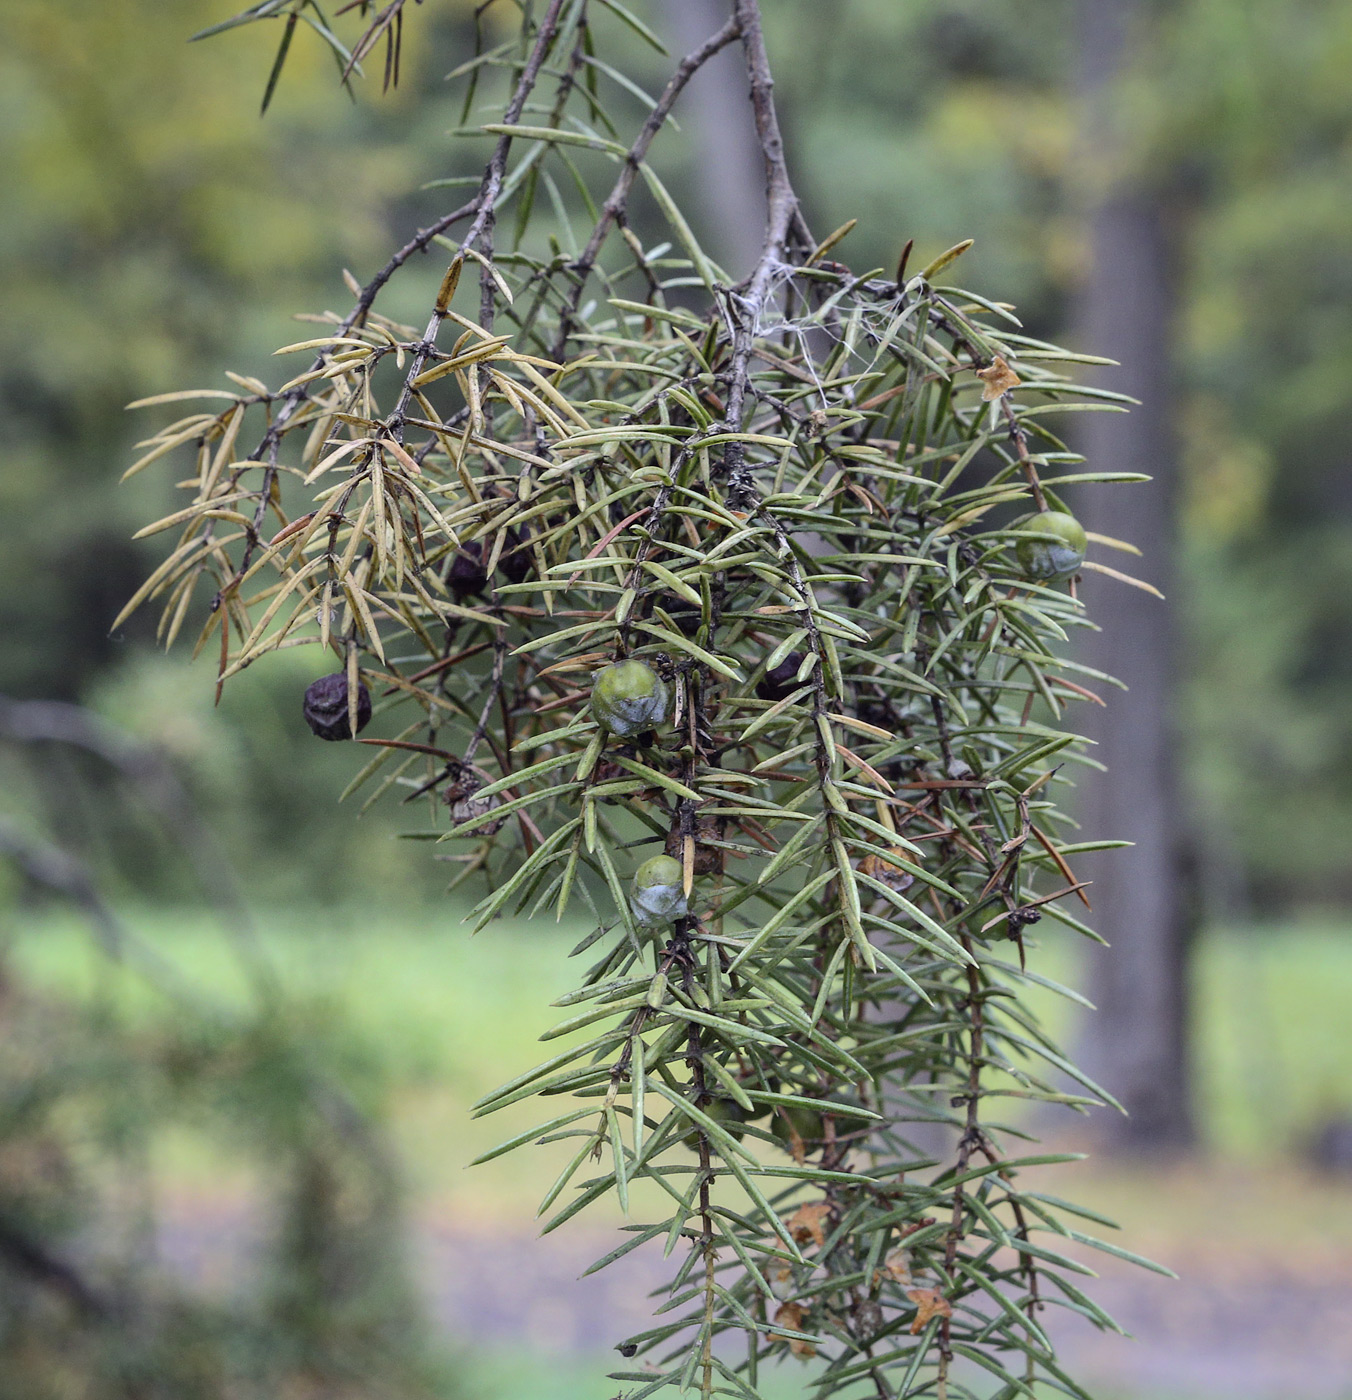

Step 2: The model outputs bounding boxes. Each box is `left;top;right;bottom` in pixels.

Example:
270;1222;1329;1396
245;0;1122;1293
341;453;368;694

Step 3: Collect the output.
1072;0;1196;1150
658;0;765;279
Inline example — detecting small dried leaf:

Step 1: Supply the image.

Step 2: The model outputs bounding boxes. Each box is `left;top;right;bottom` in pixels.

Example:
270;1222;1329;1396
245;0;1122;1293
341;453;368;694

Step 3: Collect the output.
877;1247;911;1286
808;218;858;265
857;846;917;893
435;256;464;314
906;1287;952;1333
785;1201;831;1250
976;354;1022;401
919;238;974;279
773;1302;816;1358
267;512;318;547
1079;558;1166;598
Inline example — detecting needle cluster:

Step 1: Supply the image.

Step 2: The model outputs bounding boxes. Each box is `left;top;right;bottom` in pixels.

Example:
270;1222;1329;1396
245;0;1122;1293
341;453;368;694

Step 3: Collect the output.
123;3;1168;1396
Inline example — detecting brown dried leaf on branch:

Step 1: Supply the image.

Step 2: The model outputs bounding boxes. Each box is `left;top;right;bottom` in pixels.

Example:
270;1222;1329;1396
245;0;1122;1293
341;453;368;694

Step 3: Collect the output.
874;1247;912;1288
976;354;1022;400
907;1287;953;1333
786;1200;832;1250
773;1302;817;1358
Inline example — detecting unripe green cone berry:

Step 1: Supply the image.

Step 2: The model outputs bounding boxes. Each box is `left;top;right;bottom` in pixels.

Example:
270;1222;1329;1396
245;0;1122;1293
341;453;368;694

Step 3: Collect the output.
1012;510;1087;582
589;659;668;738
631;854;687;923
770;1095;871;1149
771;1100;825;1148
681;1098;746;1152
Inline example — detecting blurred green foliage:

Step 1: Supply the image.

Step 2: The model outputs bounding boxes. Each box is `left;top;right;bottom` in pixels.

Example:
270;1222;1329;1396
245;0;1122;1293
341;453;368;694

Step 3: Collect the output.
2;0;1350;904
0;901;458;1398
0;0;493;899
760;0;1352;907
0;0;467;699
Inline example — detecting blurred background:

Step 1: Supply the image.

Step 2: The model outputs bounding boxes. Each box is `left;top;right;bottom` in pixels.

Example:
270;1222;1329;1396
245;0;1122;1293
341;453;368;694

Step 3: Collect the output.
1;0;1350;1396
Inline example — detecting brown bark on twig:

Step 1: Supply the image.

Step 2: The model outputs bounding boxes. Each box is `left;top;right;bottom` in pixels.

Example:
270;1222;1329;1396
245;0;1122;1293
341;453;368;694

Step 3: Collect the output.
720;0;814;483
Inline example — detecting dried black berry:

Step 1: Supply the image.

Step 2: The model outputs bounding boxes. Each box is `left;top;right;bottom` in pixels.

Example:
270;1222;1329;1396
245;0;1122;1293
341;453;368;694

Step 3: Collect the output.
856;700;897;734
444;774;506;835
756;652;806;702
303;672;372;741
447;542;489;601
496;526;533;586
665;816;723;876
656;596;704;637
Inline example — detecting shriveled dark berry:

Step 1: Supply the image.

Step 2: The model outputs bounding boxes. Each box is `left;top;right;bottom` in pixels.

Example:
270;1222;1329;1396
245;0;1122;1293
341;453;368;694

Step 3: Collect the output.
303;672;372;741
497;526;534;586
856;700;894;731
656;596;704;637
665;816;723;876
756;652;806;702
443;772;506;835
447;541;489;600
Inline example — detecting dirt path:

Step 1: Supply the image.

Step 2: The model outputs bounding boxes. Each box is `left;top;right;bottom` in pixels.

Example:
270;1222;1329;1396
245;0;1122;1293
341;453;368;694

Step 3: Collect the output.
414;1217;1352;1398
155;1195;1352;1397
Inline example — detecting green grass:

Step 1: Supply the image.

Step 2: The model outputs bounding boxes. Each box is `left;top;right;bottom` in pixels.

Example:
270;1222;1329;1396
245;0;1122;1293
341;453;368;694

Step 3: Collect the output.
6;901;1350;1177
5;900;1344;1400
0;902;599;1207
1194;920;1352;1156
471;1352;819;1400
6;900;1352;1270
1012;915;1352;1159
